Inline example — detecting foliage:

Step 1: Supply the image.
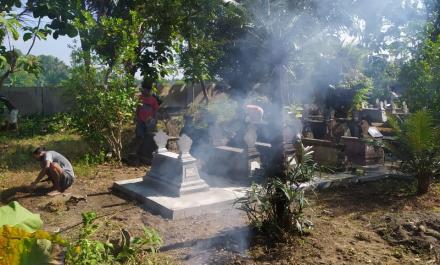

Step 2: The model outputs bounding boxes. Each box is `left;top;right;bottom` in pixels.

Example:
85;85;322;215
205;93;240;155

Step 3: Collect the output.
205;96;238;124
339;71;373;111
0;202;66;265
236;142;318;240
384;110;440;194
399;36;440;118
18;113;73;137
65;211;162;265
65;10;141;162
0;201;43;232
0;4;51;90
67;62;137;162
0;225;67;265
36;55;69;86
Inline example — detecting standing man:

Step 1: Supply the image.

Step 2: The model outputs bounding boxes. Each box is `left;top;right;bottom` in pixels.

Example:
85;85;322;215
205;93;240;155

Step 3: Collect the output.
135;80;160;139
30;147;75;196
134;80;160;162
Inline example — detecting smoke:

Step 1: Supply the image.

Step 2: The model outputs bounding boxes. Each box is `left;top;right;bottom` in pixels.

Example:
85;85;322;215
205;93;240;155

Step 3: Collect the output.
159;1;431;263
219;0;428;105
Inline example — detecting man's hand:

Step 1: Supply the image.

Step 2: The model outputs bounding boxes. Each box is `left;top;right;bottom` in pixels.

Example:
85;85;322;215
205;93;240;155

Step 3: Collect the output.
28;182;37;191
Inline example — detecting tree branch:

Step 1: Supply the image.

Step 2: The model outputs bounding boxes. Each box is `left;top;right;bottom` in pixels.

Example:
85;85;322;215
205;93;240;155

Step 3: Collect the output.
26;18;42;56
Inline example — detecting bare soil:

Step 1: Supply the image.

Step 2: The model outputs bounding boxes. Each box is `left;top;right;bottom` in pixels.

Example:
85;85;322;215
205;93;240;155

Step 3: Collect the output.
1;164;439;265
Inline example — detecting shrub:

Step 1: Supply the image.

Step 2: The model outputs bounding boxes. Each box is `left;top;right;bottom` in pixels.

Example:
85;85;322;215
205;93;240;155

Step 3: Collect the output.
66;63;137;162
385;110;440;194
65;211;162;265
236;141;318;241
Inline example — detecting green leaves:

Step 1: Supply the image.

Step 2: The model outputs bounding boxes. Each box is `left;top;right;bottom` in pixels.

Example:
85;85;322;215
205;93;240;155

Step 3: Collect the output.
0;225;67;265
0;201;43;233
0;14;20;40
386;110;440;194
65;212;162;265
0;202;67;265
236;141;316;240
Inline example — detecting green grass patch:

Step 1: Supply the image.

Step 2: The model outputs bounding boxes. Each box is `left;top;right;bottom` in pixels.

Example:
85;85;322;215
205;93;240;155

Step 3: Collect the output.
0;131;99;180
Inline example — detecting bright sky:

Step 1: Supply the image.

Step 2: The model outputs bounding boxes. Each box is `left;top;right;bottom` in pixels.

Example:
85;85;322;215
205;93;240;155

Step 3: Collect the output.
11;35;77;65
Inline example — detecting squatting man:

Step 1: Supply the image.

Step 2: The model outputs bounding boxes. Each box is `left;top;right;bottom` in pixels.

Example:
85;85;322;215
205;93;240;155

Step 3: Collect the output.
29;147;75;196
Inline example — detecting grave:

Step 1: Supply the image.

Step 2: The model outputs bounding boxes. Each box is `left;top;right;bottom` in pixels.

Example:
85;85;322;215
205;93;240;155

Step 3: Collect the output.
113;131;247;219
205;122;262;182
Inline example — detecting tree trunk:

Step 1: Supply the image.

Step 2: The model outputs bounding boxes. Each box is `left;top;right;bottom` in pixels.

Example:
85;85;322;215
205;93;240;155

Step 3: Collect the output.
200;79;209;104
417;174;431;195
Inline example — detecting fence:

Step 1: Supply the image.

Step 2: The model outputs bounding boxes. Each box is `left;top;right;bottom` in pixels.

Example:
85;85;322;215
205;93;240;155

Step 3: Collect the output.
0;83;224;116
0;87;73;116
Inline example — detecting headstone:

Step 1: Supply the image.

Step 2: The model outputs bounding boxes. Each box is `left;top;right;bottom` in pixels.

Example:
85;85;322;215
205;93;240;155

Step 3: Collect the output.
360;120;370;138
391;101;397;114
154;130;169;153
208;124;226;146
402;101;408;114
144;133;209;197
361;101;368;109
368;126;383;138
375;98;380;108
178;134;192;159
379;101;384;110
244;125;257;148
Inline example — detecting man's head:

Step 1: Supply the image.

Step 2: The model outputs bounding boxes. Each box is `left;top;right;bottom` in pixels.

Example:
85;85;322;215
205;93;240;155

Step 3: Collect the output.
33;147;46;160
141;79;153;95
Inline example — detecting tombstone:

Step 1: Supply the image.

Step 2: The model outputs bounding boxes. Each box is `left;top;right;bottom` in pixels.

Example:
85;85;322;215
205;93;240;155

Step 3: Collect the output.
360;120;370;138
391;101;397;114
154;130;169;153
379;101;384;110
361;101;368;109
341;125;384;169
113;131;247;219
144;133;209;197
402;101;409;114
375;98;380;108
208;123;226;146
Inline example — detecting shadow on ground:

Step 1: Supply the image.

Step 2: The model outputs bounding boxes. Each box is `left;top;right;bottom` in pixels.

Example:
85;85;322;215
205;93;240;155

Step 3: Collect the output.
0;185;53;203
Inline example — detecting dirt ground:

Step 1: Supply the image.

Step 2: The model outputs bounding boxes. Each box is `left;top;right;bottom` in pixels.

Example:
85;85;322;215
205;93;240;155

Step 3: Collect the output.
1;164;439;265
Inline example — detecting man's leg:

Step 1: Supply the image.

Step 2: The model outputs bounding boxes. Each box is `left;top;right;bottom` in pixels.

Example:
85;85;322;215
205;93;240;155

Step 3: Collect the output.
47;162;64;196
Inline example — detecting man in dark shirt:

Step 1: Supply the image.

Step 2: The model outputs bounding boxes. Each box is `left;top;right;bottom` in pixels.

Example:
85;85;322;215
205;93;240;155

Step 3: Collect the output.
30;147;75;196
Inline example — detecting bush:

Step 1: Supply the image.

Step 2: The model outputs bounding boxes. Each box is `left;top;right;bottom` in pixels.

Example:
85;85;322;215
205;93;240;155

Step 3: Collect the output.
65;212;162;265
18;113;73;137
66;63;137;162
385;110;440;194
236;142;318;241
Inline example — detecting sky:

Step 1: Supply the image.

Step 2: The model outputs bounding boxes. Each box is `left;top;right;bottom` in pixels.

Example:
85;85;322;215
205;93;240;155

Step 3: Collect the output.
11;35;77;65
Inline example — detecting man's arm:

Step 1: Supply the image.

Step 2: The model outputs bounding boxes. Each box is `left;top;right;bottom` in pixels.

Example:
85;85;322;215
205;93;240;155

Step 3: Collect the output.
30;160;50;188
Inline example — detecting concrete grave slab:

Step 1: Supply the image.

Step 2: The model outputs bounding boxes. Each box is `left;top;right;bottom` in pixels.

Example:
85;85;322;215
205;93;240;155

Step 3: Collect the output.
113;178;247;219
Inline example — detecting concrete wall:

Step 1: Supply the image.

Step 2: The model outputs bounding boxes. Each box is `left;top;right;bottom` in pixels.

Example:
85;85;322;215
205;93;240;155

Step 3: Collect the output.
0;83;223;116
0;87;73;115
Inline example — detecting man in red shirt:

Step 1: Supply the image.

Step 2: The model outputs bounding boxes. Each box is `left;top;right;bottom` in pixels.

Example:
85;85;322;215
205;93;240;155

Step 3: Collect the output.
135;81;160;139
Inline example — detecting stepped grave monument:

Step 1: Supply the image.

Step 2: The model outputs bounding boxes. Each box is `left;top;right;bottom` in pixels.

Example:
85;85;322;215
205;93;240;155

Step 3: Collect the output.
113;131;246;219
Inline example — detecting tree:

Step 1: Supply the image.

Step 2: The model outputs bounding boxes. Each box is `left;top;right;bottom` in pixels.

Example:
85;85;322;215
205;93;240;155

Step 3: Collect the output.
178;0;244;103
65;10;142;161
386;110;440;194
36;55;69;86
399;37;440;117
4;54;68;87
0;0;51;90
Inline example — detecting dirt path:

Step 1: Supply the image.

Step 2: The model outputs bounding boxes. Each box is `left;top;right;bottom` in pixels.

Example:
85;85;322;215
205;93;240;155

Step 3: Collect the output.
1;165;438;264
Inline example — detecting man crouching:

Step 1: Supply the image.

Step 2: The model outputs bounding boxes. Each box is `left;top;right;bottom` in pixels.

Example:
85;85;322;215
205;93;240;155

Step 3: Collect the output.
30;147;75;196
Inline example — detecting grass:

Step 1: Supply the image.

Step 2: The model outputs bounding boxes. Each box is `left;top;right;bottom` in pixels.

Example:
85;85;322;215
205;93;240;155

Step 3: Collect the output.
0;130;98;182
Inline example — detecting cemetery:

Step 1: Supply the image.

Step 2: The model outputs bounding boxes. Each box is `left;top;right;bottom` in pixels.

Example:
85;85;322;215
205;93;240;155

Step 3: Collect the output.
1;1;440;265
